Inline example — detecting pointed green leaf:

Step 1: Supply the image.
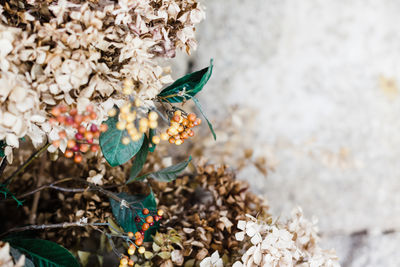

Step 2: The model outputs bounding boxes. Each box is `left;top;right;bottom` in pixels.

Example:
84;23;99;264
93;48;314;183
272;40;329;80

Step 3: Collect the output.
191;97;216;140
100;110;144;167
134;157;191;182
109;191;158;242
158;59;213;103
5;238;79;267
127;135;149;183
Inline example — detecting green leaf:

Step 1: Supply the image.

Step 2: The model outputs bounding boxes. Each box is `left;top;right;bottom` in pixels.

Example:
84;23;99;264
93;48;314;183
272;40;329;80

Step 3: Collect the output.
0;140;5;158
100;111;144;167
148;129;157;153
5;238;79;267
191;97;216;140
127;136;149;184
133;157;192;182
109;191;159;242
158;59;213;103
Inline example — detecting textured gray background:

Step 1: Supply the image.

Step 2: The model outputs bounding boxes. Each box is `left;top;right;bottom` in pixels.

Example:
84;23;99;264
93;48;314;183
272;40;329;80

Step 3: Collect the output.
172;0;400;266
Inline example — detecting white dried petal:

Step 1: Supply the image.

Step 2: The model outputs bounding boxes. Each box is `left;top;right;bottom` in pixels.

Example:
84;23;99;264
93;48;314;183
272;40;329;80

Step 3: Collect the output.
237;220;246;230
235;231;245;241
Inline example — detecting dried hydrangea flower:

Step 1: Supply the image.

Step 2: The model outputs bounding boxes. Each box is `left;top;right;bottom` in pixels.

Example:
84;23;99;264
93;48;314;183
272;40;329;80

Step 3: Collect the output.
200;251;224;267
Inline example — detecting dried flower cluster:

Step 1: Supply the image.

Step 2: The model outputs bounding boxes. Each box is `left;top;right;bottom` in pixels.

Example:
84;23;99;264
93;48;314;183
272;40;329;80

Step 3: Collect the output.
0;0;205;161
147;162;270;266
230;208;339;267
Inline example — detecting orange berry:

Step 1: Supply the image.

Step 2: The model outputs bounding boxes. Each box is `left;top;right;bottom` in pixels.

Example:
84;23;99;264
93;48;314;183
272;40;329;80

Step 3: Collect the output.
93;131;100;138
52;140;60;148
58;131;67;139
157;209;164;216
78;125;86;134
65;150;74;158
84;131;93;140
188;130;194;137
79;144;89;153
134;231;142;240
90;112;97;120
56;115;66;124
181;132;188;139
142;223;150;231
74;153;82;163
83;115;91;122
182;119;189;126
173;115;180;122
178;125;184;133
120;258;128;266
51;107;61;117
74;115;83;124
168;137;175;144
128;232;134;239
49;118;57;125
86;105;94;112
188;113;196;122
59;105;68;113
142;208;149;215
135;238;143;246
174;110;182;117
69;109;77;116
100;124;108;132
67;139;76;149
145;216;153;224
188;122;194;128
195;118;202;126
90;144;99;152
128;259;134;266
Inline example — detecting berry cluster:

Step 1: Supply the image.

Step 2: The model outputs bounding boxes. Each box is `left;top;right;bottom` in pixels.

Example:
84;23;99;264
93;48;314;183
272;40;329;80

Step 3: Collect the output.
160;110;201;145
49;105;108;163
110;100;160;145
119;209;164;267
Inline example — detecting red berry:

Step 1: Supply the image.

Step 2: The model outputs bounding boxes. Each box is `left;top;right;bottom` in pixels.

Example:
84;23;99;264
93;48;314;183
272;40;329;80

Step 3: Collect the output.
87;138;94;144
72;144;79;152
154;215;160;222
90;124;98;132
135;216;141;222
66;116;74;125
90;144;99;152
75;133;84;140
78;126;86;134
140;230;145;236
149;222;154;226
135;238;143;246
70;109;77;116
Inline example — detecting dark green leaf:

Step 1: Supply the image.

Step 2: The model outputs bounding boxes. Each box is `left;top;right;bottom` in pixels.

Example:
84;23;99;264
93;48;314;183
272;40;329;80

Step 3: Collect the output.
191;97;216;140
5;238;79;267
109;191;158;242
0;140;5;157
134;157;192;182
158;59;213;103
148;129;157;153
127;136;149;183
100;112;144;167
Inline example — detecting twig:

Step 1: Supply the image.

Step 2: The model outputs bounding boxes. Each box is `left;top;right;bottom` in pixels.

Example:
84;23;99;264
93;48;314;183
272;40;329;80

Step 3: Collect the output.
0;222;109;239
29;152;46;224
0;157;7;177
2;142;50;185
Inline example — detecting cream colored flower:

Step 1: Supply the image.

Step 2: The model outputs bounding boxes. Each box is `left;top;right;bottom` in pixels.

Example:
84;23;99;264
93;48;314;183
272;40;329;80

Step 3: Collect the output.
200;251;223;267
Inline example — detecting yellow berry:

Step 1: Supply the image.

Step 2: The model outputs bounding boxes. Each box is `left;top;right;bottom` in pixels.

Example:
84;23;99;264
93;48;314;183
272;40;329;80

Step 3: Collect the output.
157;209;164;216
139;118;148;127
152;136;160;144
148;111;158;121
108;108;117;117
149;121;158;129
174;110;182;117
128;232;134;238
126;113;136;122
128;247;135;255
175;139;183;146
139;126;148;133
128;128;138;136
126;122;135;130
134;98;141;107
138;246;145;254
122;137;130;145
116;121;126;130
160;133;169;141
120;258;128;265
123;88;133;95
121;104;131;114
132;133;142;141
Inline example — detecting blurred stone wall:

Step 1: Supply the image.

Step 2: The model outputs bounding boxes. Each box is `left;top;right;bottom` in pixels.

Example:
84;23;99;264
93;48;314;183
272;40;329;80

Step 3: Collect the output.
172;0;400;266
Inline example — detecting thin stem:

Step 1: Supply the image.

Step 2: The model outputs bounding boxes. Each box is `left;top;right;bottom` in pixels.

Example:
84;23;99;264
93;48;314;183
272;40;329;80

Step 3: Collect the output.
0;157;7;178
0;221;109;239
2;142;50;185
